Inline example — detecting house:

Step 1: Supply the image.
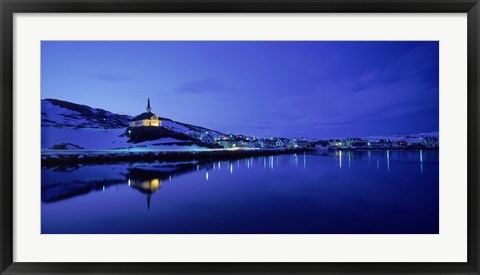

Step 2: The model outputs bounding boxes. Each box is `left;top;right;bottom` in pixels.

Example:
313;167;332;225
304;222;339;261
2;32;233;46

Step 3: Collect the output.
248;140;264;148
297;140;311;148
328;139;343;148
421;136;439;148
368;139;393;148
274;139;285;148
345;138;361;147
378;139;393;147
396;140;408;147
217;135;238;148
218;140;237;148
289;139;311;149
345;138;367;148
237;140;249;147
201;134;215;144
129;98;162;127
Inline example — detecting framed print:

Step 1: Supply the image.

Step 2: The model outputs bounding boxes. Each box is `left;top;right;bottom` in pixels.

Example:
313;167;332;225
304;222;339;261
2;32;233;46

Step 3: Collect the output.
1;0;479;274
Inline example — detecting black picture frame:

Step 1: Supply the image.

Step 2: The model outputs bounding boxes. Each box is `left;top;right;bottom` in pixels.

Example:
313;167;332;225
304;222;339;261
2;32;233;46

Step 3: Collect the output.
1;0;479;274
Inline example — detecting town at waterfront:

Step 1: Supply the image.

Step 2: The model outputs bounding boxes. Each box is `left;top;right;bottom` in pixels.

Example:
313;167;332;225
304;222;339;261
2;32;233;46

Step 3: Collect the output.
41;40;439;234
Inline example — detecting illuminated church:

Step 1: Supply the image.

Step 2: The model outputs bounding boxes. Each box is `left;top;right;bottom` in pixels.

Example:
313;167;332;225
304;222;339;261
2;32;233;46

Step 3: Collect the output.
129;98;162;127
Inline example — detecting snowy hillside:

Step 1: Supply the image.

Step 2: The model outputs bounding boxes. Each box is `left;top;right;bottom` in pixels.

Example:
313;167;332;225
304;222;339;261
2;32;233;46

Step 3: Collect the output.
42;99;131;129
41;127;204;151
160;118;223;139
41;99;224;151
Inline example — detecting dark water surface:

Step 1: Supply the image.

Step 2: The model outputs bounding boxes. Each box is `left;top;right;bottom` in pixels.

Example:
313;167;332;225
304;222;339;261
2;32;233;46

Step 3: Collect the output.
41;150;439;234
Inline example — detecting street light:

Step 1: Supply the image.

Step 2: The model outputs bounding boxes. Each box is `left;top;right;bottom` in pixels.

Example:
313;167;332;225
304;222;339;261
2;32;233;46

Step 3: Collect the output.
128;129;132;151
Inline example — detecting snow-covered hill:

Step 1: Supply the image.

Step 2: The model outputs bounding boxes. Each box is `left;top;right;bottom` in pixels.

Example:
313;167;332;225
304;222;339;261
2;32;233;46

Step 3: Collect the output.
41;127;204;151
42;99;131;129
41;99;223;151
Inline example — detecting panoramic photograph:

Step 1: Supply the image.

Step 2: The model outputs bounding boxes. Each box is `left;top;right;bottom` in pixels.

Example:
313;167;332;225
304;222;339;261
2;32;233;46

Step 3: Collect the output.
41;41;439;234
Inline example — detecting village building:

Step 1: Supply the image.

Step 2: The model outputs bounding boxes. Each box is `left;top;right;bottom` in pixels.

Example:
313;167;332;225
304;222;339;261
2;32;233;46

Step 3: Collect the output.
267;138;288;148
218;140;237;148
328;139;343;148
236;140;247;147
367;139;392;148
297;140;311;148
248;140;264;148
345;138;362;147
262;138;277;148
378;139;393;147
274;139;285;148
396;140;408;147
344;138;368;148
288;139;310;149
129;98;162;127
217;135;238;148
421;136;439;148
201;134;215;144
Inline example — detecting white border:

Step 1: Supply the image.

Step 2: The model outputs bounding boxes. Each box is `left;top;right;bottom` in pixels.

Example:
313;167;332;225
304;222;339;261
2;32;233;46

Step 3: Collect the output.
14;13;467;262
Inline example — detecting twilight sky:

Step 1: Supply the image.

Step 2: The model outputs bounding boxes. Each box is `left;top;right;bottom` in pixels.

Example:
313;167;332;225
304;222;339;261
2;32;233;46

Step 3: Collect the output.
41;41;439;138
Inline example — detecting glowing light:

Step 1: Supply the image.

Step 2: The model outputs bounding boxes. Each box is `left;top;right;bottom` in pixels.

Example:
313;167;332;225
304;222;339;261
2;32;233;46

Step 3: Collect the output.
102;185;105;192
206;171;209;181
387;150;390;171
339;150;342;168
420;150;424;173
230;163;233;174
128;179;131;186
151;179;160;190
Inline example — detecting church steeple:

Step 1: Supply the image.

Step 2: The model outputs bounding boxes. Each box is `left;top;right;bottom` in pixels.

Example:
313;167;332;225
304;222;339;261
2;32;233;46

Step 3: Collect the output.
146;98;151;113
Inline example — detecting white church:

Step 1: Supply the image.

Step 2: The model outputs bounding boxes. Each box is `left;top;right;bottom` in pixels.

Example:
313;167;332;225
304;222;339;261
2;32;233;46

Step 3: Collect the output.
129;98;162;127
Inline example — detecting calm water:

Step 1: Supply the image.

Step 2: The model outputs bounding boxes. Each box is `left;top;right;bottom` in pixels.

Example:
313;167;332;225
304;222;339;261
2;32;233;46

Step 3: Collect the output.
42;150;439;234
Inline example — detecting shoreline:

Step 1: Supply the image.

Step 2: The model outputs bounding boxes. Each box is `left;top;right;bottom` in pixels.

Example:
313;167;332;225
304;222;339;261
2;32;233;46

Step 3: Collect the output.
41;148;314;168
41;147;440;168
328;147;439;151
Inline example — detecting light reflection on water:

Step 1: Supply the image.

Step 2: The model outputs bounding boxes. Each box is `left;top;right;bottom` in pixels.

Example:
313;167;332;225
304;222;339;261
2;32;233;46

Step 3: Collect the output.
333;149;429;173
41;150;439;234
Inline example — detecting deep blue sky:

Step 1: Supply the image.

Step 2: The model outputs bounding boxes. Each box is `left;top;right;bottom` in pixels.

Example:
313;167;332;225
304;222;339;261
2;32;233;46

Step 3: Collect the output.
41;41;439;138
